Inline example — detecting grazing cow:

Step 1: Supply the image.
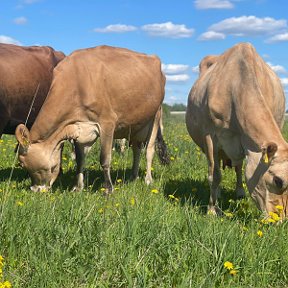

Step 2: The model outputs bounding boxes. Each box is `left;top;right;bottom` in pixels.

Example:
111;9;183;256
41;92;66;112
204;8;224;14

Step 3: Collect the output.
186;43;287;216
15;45;168;192
0;43;65;136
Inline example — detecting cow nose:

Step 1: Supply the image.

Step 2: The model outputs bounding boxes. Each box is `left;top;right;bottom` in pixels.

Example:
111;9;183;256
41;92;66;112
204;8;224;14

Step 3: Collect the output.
30;185;49;192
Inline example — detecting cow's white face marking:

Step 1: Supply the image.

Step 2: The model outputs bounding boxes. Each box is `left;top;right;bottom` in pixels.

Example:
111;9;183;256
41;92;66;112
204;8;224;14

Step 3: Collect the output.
18;142;62;190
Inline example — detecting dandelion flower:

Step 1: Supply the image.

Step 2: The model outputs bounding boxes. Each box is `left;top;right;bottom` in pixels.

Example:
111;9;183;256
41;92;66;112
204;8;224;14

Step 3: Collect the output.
116;179;122;184
224;212;233;218
224;261;234;270
275;205;284;212
151;189;159;194
168;194;175;199
257;230;263;237
229;269;238;276
16;201;24;206
130;197;135;206
98;208;104;214
268;211;280;222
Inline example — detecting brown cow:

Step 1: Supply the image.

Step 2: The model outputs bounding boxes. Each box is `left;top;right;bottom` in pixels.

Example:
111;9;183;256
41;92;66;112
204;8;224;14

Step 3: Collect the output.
0;43;65;136
15;45;168;192
186;43;287;216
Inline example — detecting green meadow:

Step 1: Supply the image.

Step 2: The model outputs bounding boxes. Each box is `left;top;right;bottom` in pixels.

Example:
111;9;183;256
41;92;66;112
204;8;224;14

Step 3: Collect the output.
1;114;288;288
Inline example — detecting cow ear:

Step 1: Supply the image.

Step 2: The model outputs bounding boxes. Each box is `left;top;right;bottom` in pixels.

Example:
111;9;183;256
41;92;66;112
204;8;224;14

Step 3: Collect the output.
15;124;31;151
261;142;278;163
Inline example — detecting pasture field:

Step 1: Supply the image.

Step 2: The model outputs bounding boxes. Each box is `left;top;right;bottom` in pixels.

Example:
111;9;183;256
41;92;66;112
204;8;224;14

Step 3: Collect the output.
1;114;288;288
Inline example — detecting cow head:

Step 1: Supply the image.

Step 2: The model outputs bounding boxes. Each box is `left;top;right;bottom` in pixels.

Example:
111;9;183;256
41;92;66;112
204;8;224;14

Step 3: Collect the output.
15;124;62;192
245;142;288;217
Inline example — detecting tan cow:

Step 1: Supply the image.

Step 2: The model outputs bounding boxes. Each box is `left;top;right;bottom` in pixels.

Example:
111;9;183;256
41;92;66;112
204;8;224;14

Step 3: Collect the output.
186;42;287;216
15;45;168;192
0;43;65;136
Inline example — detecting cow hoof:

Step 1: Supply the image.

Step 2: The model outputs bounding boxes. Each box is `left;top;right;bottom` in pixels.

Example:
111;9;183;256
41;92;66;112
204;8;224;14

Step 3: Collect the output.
207;206;222;216
71;186;83;192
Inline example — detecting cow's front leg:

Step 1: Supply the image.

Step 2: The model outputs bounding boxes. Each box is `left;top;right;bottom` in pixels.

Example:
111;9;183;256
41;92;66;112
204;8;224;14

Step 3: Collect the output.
72;142;91;191
100;124;114;194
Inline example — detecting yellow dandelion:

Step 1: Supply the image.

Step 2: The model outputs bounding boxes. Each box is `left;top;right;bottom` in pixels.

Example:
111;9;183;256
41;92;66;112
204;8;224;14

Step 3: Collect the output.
98;208;104;214
100;188;106;192
130;197;135;206
151;189;159;194
115;203;120;208
224;212;233;218
257;230;263;237
224;261;234;270
170;156;175;161
275;205;284;212
269;211;280;222
16;201;24;206
168;194;175;199
229;269;238;276
116;179;122;184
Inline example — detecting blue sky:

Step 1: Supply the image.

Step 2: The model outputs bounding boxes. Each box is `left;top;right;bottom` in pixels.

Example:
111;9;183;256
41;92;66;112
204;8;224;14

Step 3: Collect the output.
1;0;288;105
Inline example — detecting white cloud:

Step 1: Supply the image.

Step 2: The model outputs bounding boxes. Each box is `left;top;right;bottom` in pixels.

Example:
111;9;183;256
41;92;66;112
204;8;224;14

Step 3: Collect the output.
198;31;226;41
94;24;137;33
0;35;22;45
267;62;286;74
162;64;189;74
194;0;234;9
281;78;288;86
266;33;288;43
209;16;287;37
142;22;194;38
13;16;27;25
166;74;190;82
191;65;200;73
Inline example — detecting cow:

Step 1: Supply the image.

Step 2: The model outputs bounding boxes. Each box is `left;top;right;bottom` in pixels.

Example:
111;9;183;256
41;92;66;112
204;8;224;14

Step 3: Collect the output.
186;42;287;216
15;45;169;193
0;43;65;136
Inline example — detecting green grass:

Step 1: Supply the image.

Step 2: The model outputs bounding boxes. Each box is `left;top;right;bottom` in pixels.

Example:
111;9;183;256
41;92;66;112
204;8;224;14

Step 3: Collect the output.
1;115;288;287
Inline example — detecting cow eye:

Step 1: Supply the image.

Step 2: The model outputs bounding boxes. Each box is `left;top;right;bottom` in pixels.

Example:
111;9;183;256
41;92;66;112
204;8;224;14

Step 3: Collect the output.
274;176;283;189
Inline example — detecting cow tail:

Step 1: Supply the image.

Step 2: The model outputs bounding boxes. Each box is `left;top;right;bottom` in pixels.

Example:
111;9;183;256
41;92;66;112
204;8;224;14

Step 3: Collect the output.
156;126;170;165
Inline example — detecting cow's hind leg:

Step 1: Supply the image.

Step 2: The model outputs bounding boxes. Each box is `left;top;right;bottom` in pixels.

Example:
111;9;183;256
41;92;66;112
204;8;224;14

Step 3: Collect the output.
205;134;221;215
235;161;246;199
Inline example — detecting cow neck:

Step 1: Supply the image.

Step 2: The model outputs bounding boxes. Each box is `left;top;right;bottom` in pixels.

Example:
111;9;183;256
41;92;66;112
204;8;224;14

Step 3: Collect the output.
235;94;287;152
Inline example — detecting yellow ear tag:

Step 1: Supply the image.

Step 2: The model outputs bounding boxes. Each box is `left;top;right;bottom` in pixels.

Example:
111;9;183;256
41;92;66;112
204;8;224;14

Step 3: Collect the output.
263;153;269;163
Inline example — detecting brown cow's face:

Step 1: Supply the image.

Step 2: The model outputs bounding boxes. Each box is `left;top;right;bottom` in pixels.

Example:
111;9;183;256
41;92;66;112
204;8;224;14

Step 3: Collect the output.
18;143;61;192
245;148;288;218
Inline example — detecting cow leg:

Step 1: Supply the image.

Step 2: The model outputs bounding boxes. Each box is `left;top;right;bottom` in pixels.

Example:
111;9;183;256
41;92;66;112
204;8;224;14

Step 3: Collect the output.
205;134;221;215
100;124;114;194
131;141;142;181
145;116;159;185
235;161;246;199
72;142;91;191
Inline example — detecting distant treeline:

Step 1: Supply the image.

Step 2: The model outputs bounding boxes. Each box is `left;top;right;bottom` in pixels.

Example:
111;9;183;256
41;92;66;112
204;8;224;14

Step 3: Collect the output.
162;103;186;117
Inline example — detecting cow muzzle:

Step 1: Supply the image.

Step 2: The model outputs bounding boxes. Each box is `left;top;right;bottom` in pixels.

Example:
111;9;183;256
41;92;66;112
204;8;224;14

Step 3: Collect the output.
30;185;50;193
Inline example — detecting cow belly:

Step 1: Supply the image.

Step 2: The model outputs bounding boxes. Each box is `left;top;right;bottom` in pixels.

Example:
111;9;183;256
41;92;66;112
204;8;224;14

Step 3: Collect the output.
216;129;244;166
